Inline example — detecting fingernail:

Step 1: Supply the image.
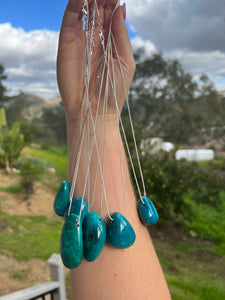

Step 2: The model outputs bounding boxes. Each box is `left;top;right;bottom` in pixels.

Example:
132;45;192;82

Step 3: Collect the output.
123;2;126;20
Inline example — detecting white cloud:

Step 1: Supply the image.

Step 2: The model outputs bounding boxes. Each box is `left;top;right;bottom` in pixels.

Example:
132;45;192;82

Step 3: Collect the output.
1;2;225;100
127;0;225;52
0;23;59;98
126;0;225;92
131;36;156;54
130;36;225;91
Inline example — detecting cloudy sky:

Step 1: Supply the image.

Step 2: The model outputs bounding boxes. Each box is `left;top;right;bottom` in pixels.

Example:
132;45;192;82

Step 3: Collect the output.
0;0;225;98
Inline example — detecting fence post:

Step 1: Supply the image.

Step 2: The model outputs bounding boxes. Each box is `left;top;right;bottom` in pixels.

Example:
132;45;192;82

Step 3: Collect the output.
47;254;66;300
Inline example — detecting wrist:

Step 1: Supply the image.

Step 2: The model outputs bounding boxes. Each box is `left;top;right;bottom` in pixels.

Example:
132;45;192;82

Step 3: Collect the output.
66;113;119;146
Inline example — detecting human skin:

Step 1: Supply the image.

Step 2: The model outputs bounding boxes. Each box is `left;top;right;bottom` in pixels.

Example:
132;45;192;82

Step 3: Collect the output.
57;0;171;299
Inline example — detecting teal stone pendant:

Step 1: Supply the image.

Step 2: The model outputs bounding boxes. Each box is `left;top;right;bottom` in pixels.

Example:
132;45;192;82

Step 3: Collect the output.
106;212;136;249
64;197;88;223
60;213;83;269
138;196;159;225
83;212;106;262
54;181;70;217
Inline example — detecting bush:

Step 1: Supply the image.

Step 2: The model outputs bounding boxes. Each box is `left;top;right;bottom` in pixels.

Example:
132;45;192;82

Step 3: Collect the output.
190;168;224;207
0;122;24;169
130;152;225;222
20;159;44;197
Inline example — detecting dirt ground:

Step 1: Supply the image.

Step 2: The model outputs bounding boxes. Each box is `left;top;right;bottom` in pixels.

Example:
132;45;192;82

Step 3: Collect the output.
0;171;55;216
0;255;49;295
0;171;71;298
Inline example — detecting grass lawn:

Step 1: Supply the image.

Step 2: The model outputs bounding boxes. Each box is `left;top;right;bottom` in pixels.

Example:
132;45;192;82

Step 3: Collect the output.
22;146;68;178
0;212;63;261
151;224;225;300
1;209;225;299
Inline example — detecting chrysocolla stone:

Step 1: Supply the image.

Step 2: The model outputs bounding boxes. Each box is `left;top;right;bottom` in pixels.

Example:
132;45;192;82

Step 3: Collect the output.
106;212;136;249
138;196;159;226
53;181;70;217
64;198;88;223
60;213;83;269
83;212;106;262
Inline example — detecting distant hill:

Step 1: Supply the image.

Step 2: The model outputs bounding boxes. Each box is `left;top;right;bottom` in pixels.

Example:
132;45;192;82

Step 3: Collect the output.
3;91;225;151
3;92;62;126
6;93;60;108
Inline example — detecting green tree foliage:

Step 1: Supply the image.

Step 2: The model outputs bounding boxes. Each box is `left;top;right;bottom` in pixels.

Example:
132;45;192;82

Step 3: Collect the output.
19;120;37;144
0;122;24;169
41;102;67;146
5;95;28;128
130;153;225;222
20;159;44;197
0;108;7;129
133;51;197;103
129;49;225;144
0;63;7;105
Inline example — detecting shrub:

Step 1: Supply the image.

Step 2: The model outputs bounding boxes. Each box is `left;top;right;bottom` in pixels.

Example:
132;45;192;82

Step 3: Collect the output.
130;152;225;222
0;122;24;169
20;159;44;197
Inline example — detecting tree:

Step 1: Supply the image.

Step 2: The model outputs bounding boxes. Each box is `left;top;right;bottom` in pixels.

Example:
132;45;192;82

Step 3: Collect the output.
125;49;225;144
41;102;67;146
0;122;24;171
0;63;7;105
0;108;7;129
132;51;197;102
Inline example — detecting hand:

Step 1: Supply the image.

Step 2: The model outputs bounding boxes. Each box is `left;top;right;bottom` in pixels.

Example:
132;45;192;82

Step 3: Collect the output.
57;0;135;123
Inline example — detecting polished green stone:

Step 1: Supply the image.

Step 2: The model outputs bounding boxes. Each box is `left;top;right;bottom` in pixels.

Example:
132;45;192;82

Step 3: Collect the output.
64;198;88;223
106;212;136;249
138;196;159;225
53;181;70;217
83;212;106;262
60;214;83;269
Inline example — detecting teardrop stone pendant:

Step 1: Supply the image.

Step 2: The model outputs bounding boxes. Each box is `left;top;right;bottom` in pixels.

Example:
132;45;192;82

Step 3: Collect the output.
54;181;70;217
83;212;106;262
60;214;83;269
138;196;159;225
64;197;88;223
106;212;136;249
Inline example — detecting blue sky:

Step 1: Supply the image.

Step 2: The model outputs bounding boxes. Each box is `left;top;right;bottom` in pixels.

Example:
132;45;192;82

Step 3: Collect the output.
0;0;67;31
0;0;224;98
0;0;136;36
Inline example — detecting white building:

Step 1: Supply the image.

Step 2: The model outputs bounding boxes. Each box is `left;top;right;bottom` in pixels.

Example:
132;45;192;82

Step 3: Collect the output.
175;149;215;162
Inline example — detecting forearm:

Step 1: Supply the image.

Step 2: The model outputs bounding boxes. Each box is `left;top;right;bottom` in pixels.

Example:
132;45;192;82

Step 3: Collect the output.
66;117;171;300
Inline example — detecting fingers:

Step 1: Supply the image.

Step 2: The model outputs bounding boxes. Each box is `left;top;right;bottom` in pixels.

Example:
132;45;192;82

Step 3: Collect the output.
61;0;83;30
67;0;83;14
104;0;117;30
111;5;134;68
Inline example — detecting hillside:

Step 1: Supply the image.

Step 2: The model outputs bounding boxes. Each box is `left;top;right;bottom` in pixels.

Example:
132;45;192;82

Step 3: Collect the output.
2;87;225;151
4;93;59;121
123;95;225;151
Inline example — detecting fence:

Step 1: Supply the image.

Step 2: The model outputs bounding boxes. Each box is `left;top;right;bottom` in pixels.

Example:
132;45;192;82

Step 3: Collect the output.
0;254;66;300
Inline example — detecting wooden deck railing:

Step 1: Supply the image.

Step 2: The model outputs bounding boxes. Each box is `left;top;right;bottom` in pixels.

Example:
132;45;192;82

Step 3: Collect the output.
0;254;66;300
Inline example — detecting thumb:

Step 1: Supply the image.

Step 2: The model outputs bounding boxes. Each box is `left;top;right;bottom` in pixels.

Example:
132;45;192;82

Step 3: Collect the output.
111;4;135;68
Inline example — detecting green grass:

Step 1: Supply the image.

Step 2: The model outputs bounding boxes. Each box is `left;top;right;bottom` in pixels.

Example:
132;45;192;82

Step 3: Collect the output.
176;241;195;253
0;212;63;261
1;207;225;299
0;184;22;193
182;192;225;256
22;146;68;178
197;161;210;168
167;277;225;300
11;269;29;281
155;237;225;300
